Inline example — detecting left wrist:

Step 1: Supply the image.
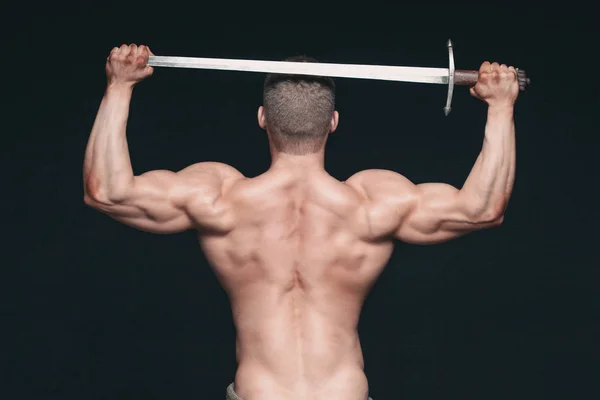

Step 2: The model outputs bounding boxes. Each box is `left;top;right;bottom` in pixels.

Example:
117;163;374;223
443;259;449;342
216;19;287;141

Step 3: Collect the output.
106;81;134;93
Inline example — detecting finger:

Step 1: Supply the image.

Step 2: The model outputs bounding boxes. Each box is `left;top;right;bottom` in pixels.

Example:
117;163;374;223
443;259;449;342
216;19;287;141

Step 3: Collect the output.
107;46;119;61
500;64;511;80
139;45;150;60
124;44;138;63
500;64;515;82
135;45;148;65
119;43;129;55
489;62;500;82
480;61;491;72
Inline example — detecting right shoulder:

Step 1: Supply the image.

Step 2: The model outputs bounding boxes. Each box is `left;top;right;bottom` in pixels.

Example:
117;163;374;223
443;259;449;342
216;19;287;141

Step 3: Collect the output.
344;169;419;240
345;169;416;201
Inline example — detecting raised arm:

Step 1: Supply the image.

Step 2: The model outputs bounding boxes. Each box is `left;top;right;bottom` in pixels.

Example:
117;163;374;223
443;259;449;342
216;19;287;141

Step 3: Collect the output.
83;44;242;234
347;61;519;244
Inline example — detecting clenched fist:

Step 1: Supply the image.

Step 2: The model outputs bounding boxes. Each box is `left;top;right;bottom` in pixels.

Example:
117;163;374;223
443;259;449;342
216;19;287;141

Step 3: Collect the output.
470;61;519;107
106;44;154;87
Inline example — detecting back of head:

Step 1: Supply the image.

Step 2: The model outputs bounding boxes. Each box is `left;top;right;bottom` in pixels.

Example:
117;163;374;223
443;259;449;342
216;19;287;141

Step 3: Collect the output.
263;56;336;155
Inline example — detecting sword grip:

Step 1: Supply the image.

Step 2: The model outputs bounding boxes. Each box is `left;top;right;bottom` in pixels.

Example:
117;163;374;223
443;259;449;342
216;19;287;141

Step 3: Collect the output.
455;69;530;91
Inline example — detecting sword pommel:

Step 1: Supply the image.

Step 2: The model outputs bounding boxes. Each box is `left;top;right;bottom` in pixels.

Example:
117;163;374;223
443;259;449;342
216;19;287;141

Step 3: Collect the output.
516;69;530;91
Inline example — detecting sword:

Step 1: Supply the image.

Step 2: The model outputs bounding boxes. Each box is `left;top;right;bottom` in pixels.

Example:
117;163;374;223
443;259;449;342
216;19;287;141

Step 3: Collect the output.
147;40;530;116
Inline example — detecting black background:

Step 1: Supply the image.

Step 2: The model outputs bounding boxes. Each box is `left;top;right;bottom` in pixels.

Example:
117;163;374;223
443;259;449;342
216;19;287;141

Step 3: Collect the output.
3;3;599;400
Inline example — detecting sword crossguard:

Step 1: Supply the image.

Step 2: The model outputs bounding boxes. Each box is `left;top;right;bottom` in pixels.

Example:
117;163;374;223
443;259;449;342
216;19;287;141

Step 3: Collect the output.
443;39;530;116
444;39;455;116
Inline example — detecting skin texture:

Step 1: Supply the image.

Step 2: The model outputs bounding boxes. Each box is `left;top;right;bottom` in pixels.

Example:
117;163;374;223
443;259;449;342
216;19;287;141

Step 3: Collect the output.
84;44;519;400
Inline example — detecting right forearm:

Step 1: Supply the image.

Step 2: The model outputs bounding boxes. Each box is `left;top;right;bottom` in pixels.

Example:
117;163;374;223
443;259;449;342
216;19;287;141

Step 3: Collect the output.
460;104;516;220
83;83;135;202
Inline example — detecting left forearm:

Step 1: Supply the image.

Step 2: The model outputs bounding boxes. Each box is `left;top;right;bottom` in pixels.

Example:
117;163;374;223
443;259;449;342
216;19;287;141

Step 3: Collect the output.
83;83;135;203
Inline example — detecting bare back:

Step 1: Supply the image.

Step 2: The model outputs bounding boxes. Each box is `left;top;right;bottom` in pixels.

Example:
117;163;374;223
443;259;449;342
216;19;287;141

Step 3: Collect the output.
199;169;393;400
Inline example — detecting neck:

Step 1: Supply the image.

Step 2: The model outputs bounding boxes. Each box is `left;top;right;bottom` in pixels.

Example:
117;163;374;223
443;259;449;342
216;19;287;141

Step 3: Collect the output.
269;148;326;172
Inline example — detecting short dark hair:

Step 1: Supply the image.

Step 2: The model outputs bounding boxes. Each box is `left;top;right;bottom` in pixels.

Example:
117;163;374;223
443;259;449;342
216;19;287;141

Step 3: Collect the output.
263;55;336;155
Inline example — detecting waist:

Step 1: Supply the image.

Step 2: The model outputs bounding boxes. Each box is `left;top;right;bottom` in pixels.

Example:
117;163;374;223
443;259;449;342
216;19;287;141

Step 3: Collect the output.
234;359;369;400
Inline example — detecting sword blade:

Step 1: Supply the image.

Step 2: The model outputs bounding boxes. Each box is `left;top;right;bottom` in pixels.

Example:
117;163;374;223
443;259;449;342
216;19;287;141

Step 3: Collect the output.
147;56;449;85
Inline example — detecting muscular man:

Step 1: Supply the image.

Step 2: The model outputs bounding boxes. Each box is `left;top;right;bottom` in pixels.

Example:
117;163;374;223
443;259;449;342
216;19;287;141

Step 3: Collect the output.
83;44;519;400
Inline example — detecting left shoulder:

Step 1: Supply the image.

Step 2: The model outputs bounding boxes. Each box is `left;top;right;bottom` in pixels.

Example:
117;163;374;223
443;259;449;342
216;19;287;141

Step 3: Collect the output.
177;162;245;193
176;162;244;233
178;162;244;180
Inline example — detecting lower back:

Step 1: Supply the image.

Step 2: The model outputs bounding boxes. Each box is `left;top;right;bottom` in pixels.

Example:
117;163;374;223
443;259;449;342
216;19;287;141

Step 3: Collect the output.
231;285;369;400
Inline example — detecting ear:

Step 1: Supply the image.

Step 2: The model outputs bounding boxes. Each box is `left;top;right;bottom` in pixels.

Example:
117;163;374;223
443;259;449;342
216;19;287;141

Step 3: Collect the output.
329;111;339;133
258;106;267;129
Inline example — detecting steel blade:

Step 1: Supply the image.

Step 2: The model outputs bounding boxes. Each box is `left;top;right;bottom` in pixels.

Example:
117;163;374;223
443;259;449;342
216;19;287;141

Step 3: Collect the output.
147;56;449;85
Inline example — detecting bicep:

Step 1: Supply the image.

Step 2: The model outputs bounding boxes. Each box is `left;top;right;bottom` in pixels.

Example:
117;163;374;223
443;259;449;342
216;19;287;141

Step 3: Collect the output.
395;183;501;244
349;170;500;245
88;170;195;234
88;162;241;234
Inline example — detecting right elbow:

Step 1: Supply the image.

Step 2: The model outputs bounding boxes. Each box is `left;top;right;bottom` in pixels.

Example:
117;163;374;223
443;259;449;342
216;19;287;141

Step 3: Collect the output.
471;198;506;226
483;213;504;227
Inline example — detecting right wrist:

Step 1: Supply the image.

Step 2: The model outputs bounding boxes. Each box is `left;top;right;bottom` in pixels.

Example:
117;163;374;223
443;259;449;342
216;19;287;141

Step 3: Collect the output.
487;102;514;116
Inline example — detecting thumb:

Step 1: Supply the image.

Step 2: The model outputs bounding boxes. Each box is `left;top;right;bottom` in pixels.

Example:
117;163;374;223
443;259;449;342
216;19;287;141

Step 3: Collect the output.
469;86;478;98
144;46;154;75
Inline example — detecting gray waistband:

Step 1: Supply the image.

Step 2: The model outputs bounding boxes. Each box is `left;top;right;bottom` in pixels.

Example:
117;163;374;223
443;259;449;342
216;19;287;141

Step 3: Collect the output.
226;383;243;400
226;383;373;400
